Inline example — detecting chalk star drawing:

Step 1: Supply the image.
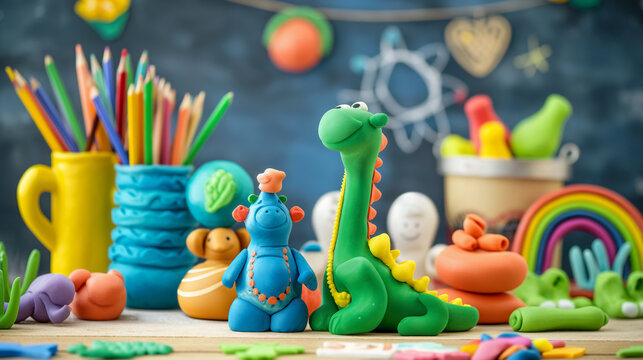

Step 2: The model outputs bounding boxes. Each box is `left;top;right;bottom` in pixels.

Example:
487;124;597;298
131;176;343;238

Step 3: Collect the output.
339;26;468;154
514;36;552;77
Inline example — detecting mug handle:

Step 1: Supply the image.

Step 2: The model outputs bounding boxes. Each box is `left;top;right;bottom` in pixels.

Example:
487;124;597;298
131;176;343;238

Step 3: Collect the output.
17;165;58;251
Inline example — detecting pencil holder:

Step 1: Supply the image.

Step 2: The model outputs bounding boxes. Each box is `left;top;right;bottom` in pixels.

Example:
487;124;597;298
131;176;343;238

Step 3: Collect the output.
437;144;579;249
17;152;116;276
109;165;196;309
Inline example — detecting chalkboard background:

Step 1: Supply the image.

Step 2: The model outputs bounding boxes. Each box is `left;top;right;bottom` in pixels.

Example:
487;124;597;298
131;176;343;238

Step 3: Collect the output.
1;0;642;277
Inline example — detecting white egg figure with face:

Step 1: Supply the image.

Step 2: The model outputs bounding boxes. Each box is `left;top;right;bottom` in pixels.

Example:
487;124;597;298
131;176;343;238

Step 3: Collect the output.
388;192;439;279
300;191;341;281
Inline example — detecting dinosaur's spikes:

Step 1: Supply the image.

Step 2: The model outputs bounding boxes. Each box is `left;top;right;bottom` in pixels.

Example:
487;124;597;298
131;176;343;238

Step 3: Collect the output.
373;170;381;183
368;222;377;236
375;157;383;168
368;206;377;220
370;186;382;204
390;249;400;259
379;133;388;152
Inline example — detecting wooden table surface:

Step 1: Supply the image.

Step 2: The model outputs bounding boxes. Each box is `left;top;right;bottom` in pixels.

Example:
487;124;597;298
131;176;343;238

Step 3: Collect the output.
3;309;642;359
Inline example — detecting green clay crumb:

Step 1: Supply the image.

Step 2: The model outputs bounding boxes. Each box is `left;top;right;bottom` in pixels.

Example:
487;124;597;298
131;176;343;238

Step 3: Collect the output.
204;169;237;213
617;345;643;357
220;343;305;360
67;341;173;358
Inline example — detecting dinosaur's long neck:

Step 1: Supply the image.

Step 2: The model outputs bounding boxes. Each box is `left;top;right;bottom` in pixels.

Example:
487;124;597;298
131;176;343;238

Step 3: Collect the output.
333;142;382;263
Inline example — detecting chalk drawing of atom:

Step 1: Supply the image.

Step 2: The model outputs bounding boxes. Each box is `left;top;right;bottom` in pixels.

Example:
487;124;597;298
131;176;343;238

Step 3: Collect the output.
339;26;468;154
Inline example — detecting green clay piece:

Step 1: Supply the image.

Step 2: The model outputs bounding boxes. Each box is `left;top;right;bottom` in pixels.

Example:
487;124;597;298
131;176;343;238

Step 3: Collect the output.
509;306;608;332
263;7;333;56
617;345;643;358
220;343;305;360
278;195;287;203
594;271;642;319
248;194;259;203
310;105;478;336
86;11;130;42
510;94;572;159
513;269;586;308
440;134;476;157
0;243;40;301
68;341;173;358
626;271;643;301
204;169;238;213
0;273;21;329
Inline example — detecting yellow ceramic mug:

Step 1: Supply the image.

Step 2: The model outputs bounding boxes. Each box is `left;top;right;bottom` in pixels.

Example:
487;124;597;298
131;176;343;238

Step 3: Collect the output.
17;152;116;275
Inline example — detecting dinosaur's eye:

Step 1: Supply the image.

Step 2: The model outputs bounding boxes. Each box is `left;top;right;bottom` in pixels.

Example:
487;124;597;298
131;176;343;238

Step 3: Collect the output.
335;104;350;109
351;101;368;111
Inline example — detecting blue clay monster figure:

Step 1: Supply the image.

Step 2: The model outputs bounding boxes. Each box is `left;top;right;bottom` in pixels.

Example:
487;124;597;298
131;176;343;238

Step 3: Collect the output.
222;168;317;332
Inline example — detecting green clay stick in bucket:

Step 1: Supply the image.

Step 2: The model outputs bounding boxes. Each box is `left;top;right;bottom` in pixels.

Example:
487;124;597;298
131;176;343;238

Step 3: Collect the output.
509;306;609;332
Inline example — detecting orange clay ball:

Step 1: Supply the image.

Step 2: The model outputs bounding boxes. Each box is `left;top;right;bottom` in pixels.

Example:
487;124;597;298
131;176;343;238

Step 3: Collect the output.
267;18;323;73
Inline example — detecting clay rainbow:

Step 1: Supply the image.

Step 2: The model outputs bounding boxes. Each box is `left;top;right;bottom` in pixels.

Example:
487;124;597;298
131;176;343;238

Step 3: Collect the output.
512;184;643;274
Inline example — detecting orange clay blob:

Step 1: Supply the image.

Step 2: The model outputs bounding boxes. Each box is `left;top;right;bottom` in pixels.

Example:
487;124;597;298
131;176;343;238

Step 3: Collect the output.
69;269;127;320
437;288;526;324
436;245;527;294
267;19;322;73
177;228;250;320
301;284;321;316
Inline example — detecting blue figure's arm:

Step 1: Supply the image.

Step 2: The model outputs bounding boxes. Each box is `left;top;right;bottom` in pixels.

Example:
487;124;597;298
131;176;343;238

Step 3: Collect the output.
222;249;248;288
291;248;317;291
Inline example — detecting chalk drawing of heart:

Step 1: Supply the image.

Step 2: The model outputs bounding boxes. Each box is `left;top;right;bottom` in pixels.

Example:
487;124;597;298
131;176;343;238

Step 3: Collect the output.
445;15;511;78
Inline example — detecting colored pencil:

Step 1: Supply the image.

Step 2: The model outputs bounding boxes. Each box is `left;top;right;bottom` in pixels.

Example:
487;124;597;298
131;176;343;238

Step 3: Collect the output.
183;91;205;158
152;78;166;164
115;50;127;142
171;94;192;165
161;86;175;165
90;87;128;164
135;51;148;86
7;68;66;152
84;116;100;152
76;45;110;151
30;78;79;152
125;53;133;88
90;54;114;123
183;92;233;165
44;55;86;149
127;84;139;164
102;46;115;112
135;76;144;160
143;73;154;165
75;45;95;144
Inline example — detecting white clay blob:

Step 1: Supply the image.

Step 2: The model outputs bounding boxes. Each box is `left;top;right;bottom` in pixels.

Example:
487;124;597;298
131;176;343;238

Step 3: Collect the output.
301;191;341;281
387;192;439;279
425;243;447;283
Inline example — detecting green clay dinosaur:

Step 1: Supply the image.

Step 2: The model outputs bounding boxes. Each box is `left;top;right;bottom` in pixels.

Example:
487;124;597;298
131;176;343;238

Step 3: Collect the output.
309;102;479;335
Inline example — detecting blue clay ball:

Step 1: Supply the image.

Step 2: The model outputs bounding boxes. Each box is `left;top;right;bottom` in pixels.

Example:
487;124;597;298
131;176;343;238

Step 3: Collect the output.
186;160;253;228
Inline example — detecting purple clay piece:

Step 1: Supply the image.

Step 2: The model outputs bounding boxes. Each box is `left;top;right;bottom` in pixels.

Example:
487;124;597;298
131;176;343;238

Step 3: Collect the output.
4;274;75;323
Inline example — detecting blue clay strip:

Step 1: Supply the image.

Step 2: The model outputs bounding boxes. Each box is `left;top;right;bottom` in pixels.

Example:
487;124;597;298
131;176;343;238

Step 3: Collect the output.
111;227;191;248
115;165;192;192
114;189;187;210
111;208;195;229
108;243;196;268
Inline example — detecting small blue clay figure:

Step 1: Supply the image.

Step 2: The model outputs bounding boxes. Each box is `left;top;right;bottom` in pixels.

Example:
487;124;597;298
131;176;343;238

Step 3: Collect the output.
223;168;317;332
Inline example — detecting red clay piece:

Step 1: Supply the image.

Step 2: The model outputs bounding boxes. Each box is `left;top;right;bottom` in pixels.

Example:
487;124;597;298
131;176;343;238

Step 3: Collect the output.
437;288;526;324
436;245;527;294
69;269;127;321
477;233;509;252
452;230;478;251
463;214;487;238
